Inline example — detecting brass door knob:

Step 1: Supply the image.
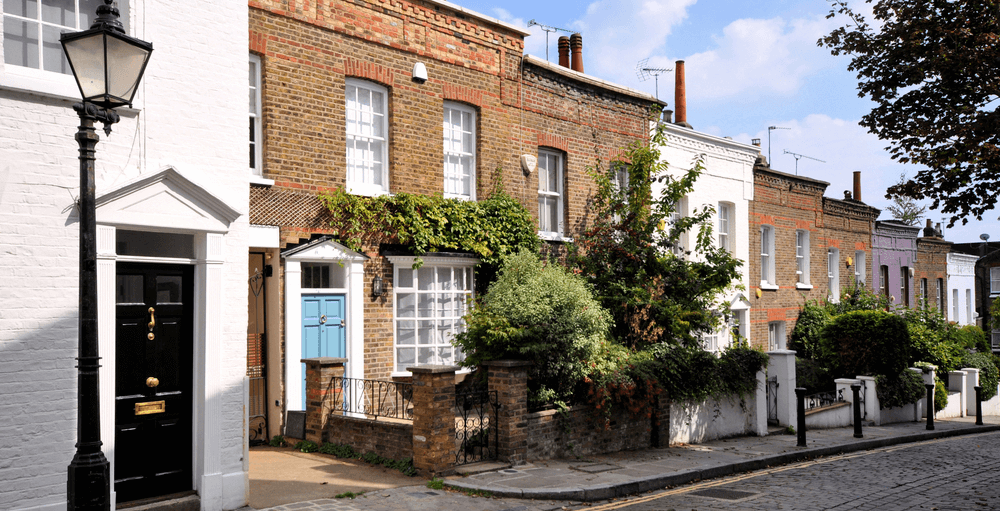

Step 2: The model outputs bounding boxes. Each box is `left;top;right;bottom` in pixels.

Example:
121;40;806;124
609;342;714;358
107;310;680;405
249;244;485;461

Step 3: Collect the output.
146;377;159;388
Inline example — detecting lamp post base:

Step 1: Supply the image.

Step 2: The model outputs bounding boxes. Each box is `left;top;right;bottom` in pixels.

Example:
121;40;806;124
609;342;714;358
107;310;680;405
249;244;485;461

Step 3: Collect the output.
68;450;110;511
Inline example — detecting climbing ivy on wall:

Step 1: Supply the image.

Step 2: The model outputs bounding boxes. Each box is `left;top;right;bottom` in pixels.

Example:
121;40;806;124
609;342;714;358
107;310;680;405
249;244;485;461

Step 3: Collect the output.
318;187;539;267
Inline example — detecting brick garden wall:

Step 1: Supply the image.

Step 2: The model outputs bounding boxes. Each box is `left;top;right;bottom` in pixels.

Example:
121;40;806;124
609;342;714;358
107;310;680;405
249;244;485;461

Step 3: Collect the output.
325;416;413;461
524;395;669;460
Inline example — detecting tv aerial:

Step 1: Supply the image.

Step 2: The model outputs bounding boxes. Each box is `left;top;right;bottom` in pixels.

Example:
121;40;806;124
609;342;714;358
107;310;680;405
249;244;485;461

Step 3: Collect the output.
767;126;790;166
783;149;825;175
636;58;671;101
527;20;573;62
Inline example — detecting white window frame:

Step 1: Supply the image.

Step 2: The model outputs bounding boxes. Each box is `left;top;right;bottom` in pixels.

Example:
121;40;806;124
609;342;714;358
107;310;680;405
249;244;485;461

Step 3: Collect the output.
443;102;476;200
669;197;688;256
854;250;866;286
718;202;733;253
795;230;811;288
953;289;960;321
345;78;389;196
768;321;786;351
537;149;564;240
919;278;928;309
900;267;910;307
828;248;840;302
389;256;476;375
760;225;776;289
967;289;973;325
249;54;271;185
991;267;1000;295
1;1;131;99
936;278;944;311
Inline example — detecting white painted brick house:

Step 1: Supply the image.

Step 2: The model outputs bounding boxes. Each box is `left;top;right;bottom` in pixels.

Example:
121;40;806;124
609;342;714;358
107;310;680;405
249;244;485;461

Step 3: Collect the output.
656;122;760;351
0;0;249;510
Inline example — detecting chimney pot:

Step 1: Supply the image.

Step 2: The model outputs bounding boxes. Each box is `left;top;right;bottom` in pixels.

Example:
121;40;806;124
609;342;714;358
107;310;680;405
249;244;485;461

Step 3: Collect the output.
674;60;691;128
853;171;862;202
558;36;570;68
570;33;584;73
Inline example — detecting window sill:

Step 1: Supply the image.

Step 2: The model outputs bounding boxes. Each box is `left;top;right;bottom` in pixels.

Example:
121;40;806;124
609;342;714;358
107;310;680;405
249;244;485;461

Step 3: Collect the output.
392;367;471;378
347;184;389;197
796;283;813;290
759;283;779;291
538;232;573;243
250;175;274;186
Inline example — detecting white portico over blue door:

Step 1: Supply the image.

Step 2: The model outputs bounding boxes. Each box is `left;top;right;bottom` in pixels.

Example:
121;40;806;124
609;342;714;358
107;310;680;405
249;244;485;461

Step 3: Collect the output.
282;237;368;412
300;294;345;408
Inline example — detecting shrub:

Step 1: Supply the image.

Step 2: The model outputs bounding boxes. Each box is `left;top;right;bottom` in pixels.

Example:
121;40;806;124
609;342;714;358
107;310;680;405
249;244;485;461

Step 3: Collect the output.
789;302;831;360
934;377;948;412
293;440;318;453
962;351;999;401
796;357;834;393
875;369;926;409
954;325;990;353
819;310;911;378
453;250;611;408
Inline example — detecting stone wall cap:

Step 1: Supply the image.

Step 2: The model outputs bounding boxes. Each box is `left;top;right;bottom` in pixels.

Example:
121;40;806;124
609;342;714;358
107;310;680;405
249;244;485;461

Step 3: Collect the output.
301;357;348;365
408;365;461;374
766;350;796;355
483;360;533;368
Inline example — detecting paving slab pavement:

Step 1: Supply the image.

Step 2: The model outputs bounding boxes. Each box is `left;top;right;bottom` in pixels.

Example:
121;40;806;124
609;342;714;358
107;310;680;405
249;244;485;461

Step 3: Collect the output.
246;416;1000;509
247;446;420;509
446;416;1000;501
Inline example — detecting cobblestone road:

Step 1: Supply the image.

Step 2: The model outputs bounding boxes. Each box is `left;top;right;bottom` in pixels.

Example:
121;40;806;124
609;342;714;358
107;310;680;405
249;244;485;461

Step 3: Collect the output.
572;431;1000;511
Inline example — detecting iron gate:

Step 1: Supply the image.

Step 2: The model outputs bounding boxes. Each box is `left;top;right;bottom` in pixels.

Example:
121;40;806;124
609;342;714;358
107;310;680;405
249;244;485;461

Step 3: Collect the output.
766;375;779;425
248;258;269;445
455;389;500;465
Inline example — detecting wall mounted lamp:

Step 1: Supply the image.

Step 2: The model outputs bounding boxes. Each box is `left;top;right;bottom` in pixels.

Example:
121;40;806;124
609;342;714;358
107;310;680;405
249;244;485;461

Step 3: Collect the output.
372;275;385;297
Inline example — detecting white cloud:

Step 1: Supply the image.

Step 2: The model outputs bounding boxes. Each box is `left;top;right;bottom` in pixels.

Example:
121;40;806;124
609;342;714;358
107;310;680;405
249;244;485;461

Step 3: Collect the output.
683;15;839;99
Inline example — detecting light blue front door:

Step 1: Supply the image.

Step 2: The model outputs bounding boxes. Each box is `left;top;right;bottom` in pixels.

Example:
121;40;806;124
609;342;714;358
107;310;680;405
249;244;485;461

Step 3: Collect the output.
301;294;346;408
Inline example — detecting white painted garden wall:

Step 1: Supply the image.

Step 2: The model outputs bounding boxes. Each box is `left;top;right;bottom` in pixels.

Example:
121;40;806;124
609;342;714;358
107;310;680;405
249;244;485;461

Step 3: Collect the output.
669;370;767;444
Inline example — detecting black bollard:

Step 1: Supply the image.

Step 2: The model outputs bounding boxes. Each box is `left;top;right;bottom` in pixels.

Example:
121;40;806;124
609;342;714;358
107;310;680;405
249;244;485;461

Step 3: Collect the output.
851;383;863;438
975;385;983;426
796;387;807;447
925;383;935;431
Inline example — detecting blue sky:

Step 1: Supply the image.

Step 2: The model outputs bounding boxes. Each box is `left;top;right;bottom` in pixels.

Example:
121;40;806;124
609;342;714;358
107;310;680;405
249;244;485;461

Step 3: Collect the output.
458;0;996;243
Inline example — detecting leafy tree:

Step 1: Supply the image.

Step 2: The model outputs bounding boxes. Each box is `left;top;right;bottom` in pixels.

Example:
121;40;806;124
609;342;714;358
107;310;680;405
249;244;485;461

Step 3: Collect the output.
882;173;926;226
571;122;743;349
820;0;1000;226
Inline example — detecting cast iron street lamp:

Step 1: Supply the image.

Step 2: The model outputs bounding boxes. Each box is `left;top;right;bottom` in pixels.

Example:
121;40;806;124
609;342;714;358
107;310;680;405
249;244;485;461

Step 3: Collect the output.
61;2;152;510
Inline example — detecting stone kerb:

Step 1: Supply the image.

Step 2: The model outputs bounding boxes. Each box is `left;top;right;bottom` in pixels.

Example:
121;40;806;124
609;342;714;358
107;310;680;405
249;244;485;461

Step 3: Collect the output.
484;360;531;464
409;365;459;477
302;357;347;444
767;350;797;427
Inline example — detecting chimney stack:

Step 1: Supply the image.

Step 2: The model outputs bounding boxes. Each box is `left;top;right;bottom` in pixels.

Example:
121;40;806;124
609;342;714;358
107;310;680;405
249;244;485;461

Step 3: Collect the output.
674;60;691;128
853;171;862;202
570;33;584;73
558;36;570;68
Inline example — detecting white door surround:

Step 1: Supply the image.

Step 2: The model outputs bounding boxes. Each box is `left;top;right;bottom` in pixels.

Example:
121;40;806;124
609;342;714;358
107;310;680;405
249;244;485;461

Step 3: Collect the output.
94;166;244;510
282;237;368;411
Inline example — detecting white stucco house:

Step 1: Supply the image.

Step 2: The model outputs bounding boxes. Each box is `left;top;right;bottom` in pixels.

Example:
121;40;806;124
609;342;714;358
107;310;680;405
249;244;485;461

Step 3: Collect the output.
0;1;249;510
655;121;760;351
947;252;978;326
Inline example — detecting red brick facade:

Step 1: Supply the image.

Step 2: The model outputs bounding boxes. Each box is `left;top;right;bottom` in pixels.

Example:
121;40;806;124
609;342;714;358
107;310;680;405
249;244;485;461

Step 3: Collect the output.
916;227;952;312
749;163;878;349
247;0;661;429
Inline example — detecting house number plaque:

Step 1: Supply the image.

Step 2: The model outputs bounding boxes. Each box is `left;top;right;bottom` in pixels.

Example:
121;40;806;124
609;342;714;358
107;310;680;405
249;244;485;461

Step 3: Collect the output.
135;400;166;415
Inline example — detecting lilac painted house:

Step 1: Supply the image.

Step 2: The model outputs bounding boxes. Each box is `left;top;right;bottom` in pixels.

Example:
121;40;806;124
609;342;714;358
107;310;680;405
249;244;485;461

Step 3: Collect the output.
873;221;921;308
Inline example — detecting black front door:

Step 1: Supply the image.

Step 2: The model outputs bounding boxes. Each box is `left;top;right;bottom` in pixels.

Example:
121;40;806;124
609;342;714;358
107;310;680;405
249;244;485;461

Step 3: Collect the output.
114;263;193;503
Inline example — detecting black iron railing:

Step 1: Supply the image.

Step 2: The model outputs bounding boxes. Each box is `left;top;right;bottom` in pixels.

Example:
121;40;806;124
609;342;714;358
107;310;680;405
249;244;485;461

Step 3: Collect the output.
330;376;414;421
803;389;845;411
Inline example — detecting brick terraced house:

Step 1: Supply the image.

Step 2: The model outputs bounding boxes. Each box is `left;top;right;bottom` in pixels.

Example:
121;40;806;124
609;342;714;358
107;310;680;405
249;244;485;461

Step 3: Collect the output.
873;220;921;309
244;0;663;439
915;220;952;313
748;162;879;350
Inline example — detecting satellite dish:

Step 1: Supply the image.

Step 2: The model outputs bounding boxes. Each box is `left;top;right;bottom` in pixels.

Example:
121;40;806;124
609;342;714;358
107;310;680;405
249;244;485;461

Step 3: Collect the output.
981;233;990;241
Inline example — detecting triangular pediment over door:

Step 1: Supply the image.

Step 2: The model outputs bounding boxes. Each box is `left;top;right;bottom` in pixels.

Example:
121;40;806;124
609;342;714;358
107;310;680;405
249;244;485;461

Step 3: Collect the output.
96;166;242;232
